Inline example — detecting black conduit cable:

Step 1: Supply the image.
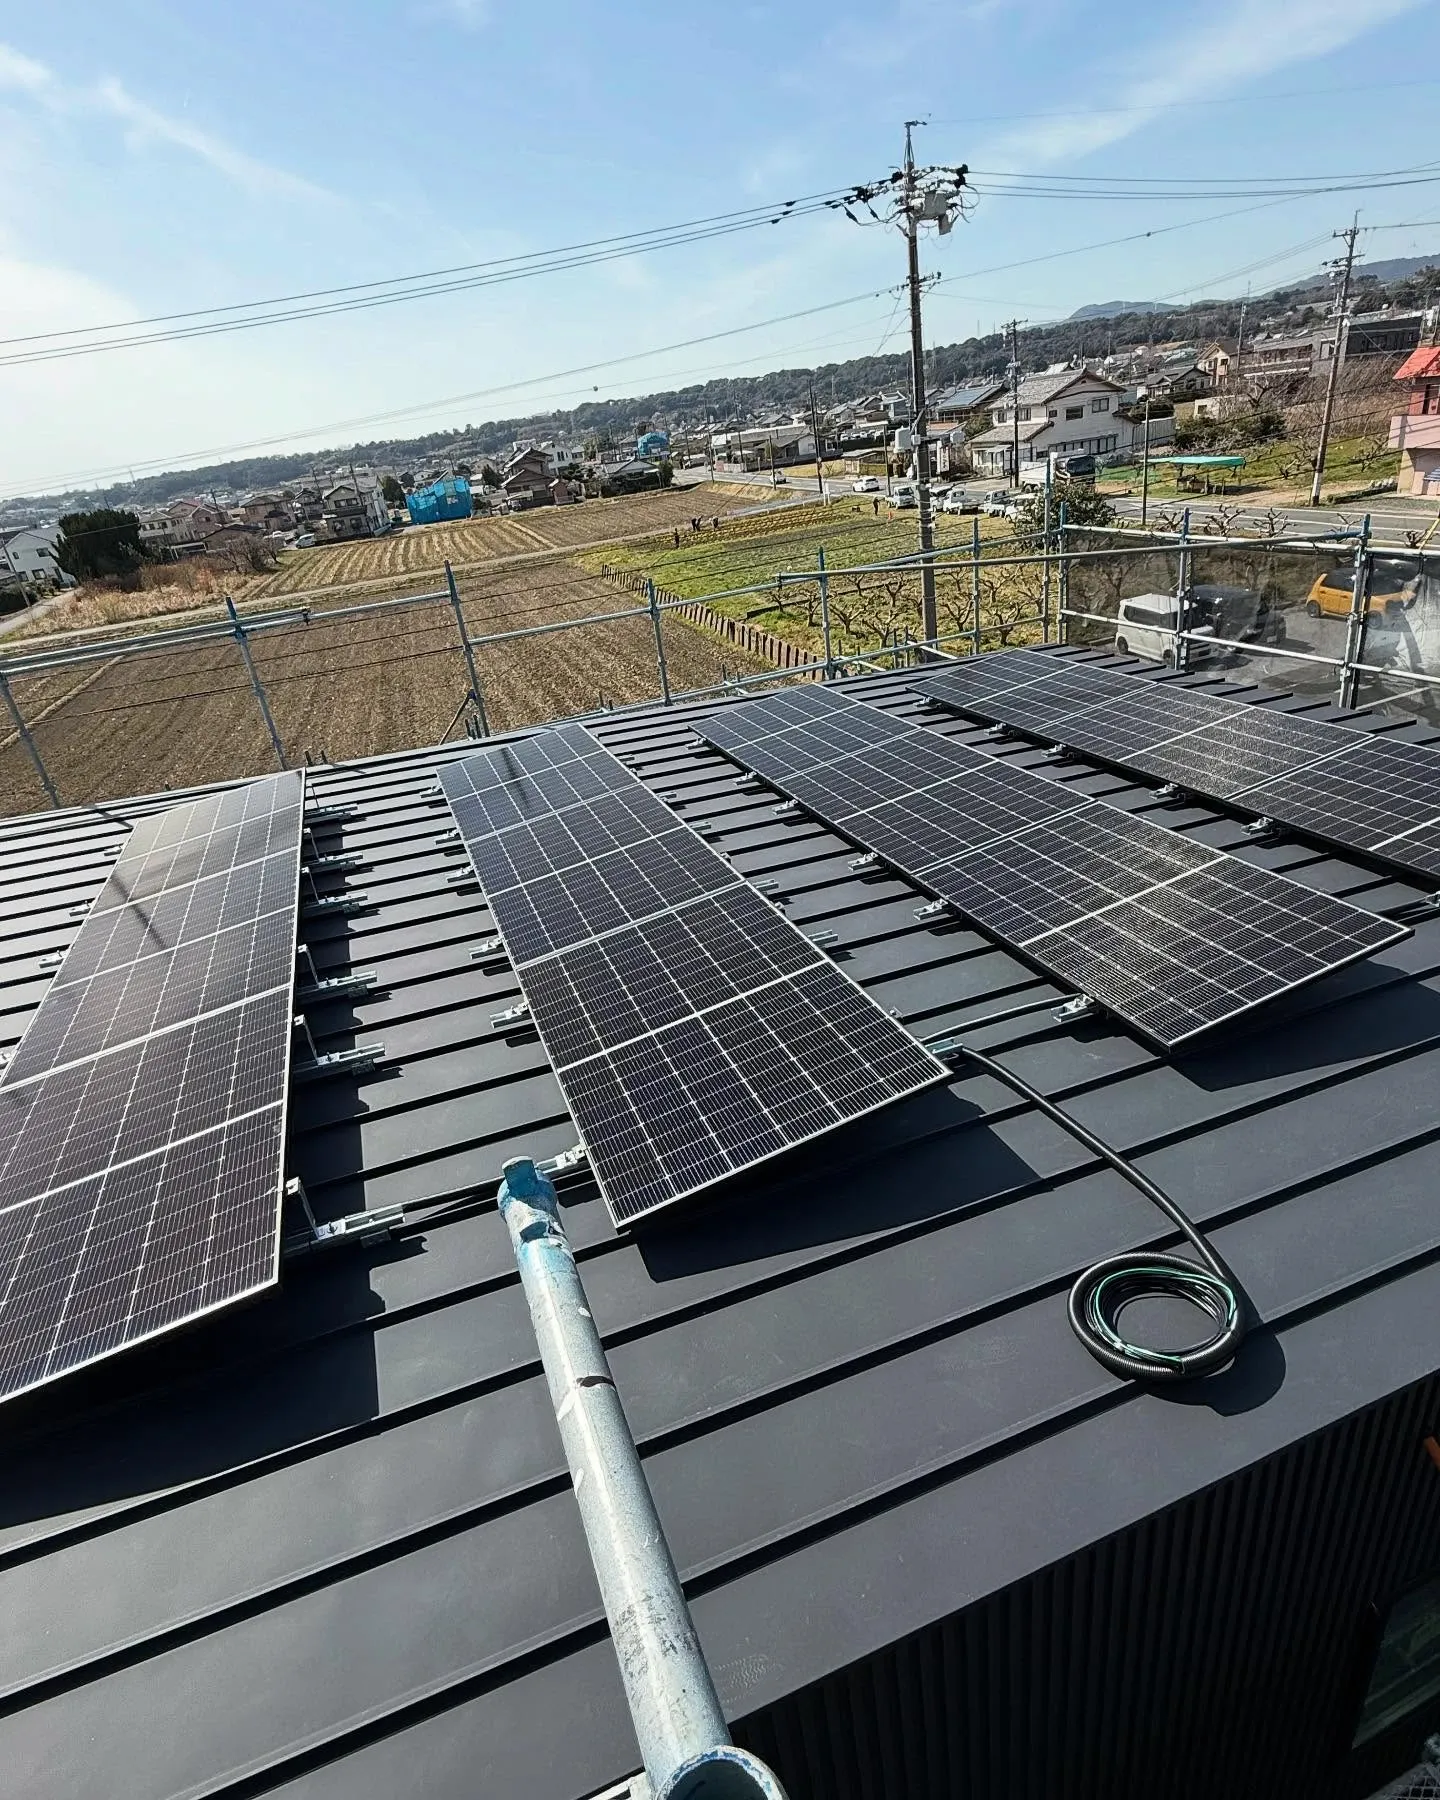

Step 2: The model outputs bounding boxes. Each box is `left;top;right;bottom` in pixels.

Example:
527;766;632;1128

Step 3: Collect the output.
945;1040;1248;1382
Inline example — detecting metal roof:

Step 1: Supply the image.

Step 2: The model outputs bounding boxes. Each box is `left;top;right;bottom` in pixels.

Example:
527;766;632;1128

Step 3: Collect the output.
2;656;1439;1800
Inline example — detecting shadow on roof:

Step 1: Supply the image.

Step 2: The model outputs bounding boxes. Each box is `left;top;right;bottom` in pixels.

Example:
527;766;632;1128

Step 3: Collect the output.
1176;963;1440;1093
0;1236;393;1538
633;1083;1037;1279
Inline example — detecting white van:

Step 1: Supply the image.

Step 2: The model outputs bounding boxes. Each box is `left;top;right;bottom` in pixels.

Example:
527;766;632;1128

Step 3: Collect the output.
1113;593;1214;666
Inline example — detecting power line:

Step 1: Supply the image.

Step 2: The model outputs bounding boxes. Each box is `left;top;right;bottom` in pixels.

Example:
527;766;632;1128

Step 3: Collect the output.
927;78;1440;128
0;189;858;351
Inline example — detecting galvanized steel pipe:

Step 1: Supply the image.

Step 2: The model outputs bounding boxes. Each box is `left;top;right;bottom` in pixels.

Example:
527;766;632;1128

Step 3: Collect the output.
496;1157;788;1800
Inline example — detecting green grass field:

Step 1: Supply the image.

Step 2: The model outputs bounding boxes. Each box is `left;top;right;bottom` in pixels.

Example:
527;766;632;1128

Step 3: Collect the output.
1095;434;1400;505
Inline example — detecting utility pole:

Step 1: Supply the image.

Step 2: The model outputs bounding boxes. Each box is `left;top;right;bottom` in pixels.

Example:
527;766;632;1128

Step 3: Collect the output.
904;120;938;647
1007;318;1023;486
808;379;827;501
1310;216;1360;507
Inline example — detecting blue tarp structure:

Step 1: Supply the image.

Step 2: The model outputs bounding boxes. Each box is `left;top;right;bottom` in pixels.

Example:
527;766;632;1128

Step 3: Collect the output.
407;476;473;525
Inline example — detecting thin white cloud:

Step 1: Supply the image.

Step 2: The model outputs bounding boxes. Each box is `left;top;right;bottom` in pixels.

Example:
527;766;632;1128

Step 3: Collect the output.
975;0;1422;169
0;40;335;203
422;0;493;27
0;45;51;93
92;79;334;202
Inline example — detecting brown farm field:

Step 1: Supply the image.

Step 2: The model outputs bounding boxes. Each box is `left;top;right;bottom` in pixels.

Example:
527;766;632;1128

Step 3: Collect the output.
0;558;773;817
230;484;774;604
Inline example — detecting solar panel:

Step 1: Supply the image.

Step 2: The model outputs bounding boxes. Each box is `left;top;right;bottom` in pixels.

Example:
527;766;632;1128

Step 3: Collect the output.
701;689;1408;1050
0;771;304;1404
913;651;1440;882
439;730;945;1227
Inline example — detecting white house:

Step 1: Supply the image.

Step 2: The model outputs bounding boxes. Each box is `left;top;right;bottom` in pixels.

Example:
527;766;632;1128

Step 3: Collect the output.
0;525;64;587
967;368;1130;477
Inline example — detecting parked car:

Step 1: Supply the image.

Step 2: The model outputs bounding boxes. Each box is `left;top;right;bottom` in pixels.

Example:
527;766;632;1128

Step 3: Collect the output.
1113;594;1208;666
1305;558;1419;620
943;489;980;514
293;532;317;548
890;485;917;510
852;475;881;493
981;490;1019;518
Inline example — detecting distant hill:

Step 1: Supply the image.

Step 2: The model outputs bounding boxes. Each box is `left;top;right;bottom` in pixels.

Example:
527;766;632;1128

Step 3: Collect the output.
1069;300;1169;321
1069;254;1440;322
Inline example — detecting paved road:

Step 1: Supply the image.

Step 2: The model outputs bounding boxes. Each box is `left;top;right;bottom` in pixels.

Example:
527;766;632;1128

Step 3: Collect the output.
1108;493;1438;549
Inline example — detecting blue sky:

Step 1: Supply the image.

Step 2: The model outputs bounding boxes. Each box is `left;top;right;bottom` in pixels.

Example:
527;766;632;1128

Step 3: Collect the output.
0;0;1436;494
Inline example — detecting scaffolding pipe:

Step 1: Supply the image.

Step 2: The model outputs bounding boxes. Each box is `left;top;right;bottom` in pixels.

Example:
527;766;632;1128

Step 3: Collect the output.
817;546;834;679
0;666;60;808
225;596;287;770
1338;516;1373;710
970;515;982;656
647;578;672;706
496;1158;787;1800
444;560;486;718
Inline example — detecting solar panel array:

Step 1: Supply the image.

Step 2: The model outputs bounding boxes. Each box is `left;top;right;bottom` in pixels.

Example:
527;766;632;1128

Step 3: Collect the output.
439;725;945;1227
700;686;1407;1048
0;772;305;1404
911;650;1440;880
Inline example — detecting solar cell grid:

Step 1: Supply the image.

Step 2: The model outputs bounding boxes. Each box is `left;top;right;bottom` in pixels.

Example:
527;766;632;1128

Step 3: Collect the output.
443;728;946;1225
927;805;1223;944
521;885;823;1069
705;684;1407;1048
916;653;1440;883
0;770;304;1405
1235;736;1440;852
570;962;945;1225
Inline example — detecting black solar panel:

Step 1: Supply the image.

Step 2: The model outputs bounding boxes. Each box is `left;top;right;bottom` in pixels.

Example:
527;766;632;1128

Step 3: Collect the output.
913;652;1440;881
702;688;1408;1050
439;729;945;1226
1234;735;1440;862
0;771;304;1404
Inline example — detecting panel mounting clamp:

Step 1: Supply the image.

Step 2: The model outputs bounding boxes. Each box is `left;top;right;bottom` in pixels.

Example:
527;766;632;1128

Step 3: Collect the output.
470;936;506;961
1053;994;1096;1025
491;999;532;1029
849;852;880;871
301;892;372;918
1244;815;1278;839
914;899;950;921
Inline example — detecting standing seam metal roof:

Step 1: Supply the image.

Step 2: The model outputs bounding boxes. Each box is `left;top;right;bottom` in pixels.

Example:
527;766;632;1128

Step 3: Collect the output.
0;655;1437;1799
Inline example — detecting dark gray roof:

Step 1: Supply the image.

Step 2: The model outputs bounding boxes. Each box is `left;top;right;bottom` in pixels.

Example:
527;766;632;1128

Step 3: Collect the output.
2;657;1439;1800
932;380;1006;412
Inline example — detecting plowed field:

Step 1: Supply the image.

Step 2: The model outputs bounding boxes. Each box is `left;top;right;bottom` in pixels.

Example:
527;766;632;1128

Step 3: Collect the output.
0;561;771;816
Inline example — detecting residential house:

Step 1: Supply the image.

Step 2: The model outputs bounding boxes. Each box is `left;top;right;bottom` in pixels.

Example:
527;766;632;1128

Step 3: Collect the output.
1138;352;1207;402
168;499;228;541
512;439;586;474
0;525;63;588
319;474;389;541
1239;331;1318;383
1196;339;1239;390
930;379;1007;429
501;447;554;507
710;426;815;471
967;368;1129;478
238;491;296;534
1347;308;1427;358
1388;338;1440;497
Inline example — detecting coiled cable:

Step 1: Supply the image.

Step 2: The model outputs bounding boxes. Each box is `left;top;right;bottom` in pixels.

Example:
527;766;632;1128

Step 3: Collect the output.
948;1041;1247;1382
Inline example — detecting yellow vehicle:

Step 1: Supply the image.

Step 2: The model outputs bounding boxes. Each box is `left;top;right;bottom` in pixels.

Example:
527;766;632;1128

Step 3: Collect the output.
1305;558;1419;619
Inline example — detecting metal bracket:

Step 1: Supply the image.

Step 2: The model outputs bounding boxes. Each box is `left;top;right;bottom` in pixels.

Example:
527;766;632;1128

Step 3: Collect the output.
470;935;506;961
38;949;65;971
734;775;765;793
304;804;356;826
807;929;840;948
1053;994;1095;1026
284;1198;406;1259
691;820;719;838
540;1144;589;1175
491;999;532;1028
752;878;782;895
915;695;943;712
773;800;801;817
1155;782;1187;802
914;899;950;921
1039;743;1069;762
301;892;371;918
303;852;363;874
849;852;881;871
445;868;479;890
296;969;377;1005
985;723;1010;740
292;1042;385;1081
1244;815;1278;840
